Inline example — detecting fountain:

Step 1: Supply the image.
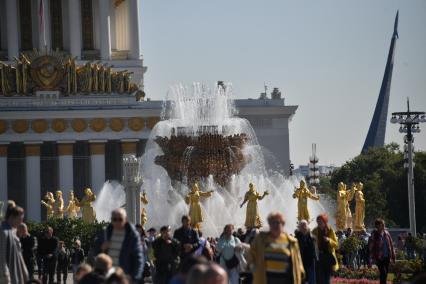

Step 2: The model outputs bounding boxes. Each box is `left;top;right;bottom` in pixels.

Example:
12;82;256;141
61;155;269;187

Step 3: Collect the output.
138;82;331;237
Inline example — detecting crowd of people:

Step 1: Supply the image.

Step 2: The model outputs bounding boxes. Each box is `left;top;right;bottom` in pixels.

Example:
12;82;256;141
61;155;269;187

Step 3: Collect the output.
1;200;426;284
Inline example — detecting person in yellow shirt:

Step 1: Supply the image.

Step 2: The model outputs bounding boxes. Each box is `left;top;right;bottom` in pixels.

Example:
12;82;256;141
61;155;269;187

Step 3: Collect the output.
312;214;339;284
248;212;305;284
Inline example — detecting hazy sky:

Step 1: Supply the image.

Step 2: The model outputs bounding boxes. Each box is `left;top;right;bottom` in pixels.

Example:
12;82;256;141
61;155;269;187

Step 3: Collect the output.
141;0;426;167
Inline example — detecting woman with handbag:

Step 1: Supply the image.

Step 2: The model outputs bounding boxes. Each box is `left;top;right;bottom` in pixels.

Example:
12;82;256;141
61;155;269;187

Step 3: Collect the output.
312;214;339;284
216;224;241;284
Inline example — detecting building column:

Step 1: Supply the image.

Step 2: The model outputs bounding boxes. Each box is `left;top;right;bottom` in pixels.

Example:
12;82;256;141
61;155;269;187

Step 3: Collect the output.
98;0;111;60
39;0;52;51
90;141;106;196
68;0;82;59
58;142;74;204
0;145;8;204
121;140;140;224
128;0;142;60
5;0;19;59
25;143;41;221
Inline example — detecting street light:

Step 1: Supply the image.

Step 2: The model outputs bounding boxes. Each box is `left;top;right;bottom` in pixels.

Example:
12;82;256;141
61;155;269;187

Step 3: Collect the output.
309;144;320;187
390;98;425;236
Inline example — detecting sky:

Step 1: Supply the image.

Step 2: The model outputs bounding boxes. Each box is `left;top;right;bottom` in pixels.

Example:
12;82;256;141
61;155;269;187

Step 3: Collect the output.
140;0;426;167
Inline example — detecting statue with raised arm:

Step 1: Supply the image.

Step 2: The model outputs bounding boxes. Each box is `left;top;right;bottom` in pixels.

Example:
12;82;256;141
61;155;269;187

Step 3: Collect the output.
240;182;268;229
141;191;148;227
292;180;320;223
336;182;348;231
77;188;96;223
41;192;55;219
354;182;366;231
65;190;80;218
185;183;213;230
54;191;64;219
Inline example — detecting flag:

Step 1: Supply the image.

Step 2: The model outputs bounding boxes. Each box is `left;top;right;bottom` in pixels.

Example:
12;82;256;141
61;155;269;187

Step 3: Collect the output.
39;0;46;46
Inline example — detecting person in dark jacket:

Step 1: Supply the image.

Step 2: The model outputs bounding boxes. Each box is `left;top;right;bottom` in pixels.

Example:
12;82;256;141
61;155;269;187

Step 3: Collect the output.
17;223;35;279
369;218;395;284
173;215;200;263
37;226;58;284
153;225;181;284
70;239;85;281
95;208;144;282
295;220;316;284
56;241;68;284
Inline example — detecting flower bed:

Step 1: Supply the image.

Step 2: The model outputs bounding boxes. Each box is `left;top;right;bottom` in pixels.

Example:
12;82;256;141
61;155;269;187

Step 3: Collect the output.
334;267;380;280
332;276;391;284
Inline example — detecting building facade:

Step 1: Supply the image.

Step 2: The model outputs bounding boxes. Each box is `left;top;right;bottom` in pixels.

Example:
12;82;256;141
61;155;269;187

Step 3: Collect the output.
0;0;297;221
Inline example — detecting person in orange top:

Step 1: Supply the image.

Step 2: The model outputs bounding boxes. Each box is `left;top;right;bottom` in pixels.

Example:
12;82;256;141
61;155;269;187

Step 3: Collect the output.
248;212;305;284
312;214;339;284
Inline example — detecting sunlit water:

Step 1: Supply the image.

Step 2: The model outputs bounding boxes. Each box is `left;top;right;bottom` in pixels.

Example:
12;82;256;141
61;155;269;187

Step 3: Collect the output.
95;83;333;236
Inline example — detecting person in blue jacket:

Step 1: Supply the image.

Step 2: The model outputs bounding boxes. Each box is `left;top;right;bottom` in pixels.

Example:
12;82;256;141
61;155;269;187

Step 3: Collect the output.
95;208;144;282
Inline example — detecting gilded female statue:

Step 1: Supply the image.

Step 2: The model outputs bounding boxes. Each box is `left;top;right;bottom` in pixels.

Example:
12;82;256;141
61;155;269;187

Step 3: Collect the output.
140;191;148;227
240;182;269;229
41;192;55;219
185;183;213;229
293;180;320;222
54;191;64;219
77;188;97;223
336;182;348;231
65;190;80;218
345;183;357;229
354;182;366;231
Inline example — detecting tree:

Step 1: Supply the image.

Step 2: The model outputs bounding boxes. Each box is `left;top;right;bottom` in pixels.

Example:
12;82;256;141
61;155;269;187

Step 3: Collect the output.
320;143;426;231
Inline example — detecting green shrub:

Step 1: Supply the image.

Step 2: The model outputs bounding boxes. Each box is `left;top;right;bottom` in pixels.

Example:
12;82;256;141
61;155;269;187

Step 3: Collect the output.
27;218;109;254
340;236;363;254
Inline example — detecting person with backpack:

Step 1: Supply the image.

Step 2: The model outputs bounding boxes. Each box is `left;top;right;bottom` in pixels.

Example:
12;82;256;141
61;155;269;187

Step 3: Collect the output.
216;224;241;284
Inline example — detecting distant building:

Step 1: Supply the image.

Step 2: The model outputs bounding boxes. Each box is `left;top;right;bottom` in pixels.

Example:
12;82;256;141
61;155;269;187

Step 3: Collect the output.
294;164;337;179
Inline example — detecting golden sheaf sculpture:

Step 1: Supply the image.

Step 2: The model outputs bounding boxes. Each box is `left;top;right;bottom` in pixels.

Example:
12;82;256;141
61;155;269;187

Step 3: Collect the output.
30;55;65;90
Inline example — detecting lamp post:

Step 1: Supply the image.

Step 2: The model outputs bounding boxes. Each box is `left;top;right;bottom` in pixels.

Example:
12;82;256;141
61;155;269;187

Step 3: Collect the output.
390;98;425;236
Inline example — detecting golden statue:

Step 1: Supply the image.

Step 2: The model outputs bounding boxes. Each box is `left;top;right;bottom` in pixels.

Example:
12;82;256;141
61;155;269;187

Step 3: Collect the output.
65;190;80;218
185;183;213;229
13;57;22;94
336;182;348;231
105;66;112;93
77;188;97;223
345;183;357;229
98;65;105;93
0;62;11;96
92;63;99;93
41;192;55;219
292;180;320;222
54;191;64;219
141;191;148;227
83;62;92;93
240;182;269;229
354;182;366;231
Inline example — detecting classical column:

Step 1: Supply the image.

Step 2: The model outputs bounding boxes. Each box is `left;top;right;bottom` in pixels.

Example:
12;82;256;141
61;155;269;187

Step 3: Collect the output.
58;142;74;204
90;141;106;196
128;0;142;60
0;144;8;204
121;140;140;224
5;0;19;59
25;143;41;221
98;0;111;60
68;0;82;59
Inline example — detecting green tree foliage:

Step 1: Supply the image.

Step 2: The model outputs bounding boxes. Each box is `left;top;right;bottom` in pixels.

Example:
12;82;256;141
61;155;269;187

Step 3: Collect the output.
27;218;108;254
320;143;426;231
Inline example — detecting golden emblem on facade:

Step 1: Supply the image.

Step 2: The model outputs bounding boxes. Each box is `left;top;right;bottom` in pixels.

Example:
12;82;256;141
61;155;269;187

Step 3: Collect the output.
90;118;106;132
0;120;8;134
0;50;141;96
71;119;87;132
12;120;29;133
109;118;124;132
30;55;65;90
52;119;68;133
31;119;49;133
128;117;145;131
